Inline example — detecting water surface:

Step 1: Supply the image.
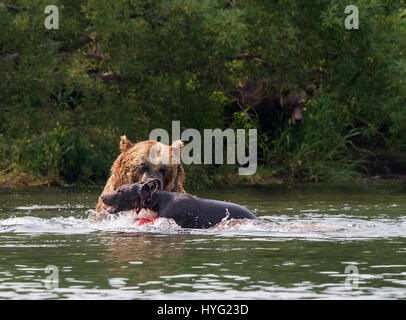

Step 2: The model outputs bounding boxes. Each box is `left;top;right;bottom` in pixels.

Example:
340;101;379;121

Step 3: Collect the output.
0;182;405;299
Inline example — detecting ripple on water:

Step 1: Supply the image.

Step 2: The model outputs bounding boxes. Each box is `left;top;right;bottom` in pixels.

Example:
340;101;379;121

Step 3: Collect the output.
1;185;406;300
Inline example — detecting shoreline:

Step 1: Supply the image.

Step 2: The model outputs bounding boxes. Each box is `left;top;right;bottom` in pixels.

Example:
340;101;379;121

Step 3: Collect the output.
1;172;406;189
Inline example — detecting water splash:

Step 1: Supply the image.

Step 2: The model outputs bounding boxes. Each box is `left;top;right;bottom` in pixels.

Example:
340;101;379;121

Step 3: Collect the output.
0;209;405;240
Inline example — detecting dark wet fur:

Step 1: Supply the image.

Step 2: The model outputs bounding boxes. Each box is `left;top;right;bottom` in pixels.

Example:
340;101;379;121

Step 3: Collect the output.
101;180;258;229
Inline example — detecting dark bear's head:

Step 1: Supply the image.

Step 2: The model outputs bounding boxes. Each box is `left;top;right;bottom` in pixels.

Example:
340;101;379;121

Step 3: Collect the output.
101;180;160;214
291;84;316;125
281;92;307;125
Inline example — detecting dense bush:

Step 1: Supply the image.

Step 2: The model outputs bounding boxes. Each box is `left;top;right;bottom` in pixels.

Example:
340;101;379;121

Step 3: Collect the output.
1;0;406;185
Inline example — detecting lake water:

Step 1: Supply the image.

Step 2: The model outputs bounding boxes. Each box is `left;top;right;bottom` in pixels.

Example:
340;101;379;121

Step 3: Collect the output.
0;182;405;299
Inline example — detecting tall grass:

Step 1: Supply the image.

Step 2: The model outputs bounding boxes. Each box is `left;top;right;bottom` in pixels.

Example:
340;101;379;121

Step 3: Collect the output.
1;124;113;185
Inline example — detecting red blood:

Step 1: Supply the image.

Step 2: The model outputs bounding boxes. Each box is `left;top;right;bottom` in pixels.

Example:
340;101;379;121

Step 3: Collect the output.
135;217;158;226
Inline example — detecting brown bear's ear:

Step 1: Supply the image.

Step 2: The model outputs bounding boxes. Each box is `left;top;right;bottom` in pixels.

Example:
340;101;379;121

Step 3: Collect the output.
171;140;184;151
120;135;134;153
142;179;159;194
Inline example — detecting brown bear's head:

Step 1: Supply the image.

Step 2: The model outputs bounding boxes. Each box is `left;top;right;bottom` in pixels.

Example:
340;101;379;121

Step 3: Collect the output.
95;136;185;213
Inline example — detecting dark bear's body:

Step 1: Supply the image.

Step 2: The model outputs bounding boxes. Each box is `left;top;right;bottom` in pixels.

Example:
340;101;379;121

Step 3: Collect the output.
153;192;257;229
100;181;257;229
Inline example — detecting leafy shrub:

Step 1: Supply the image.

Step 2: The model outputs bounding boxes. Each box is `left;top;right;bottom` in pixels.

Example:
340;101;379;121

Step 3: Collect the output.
1;0;406;185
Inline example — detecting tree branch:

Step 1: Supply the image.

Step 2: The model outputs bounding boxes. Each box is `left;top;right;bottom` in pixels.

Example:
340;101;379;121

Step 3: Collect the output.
0;2;27;12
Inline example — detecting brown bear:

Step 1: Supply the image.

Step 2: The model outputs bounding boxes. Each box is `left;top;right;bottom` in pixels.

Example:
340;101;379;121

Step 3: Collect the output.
92;136;185;217
225;79;317;127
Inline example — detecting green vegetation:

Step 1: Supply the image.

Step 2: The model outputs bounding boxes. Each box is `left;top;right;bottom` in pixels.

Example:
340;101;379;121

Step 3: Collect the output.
1;0;406;186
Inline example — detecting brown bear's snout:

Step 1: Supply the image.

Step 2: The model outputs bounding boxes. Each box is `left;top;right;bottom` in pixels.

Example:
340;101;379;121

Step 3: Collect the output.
291;106;304;125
